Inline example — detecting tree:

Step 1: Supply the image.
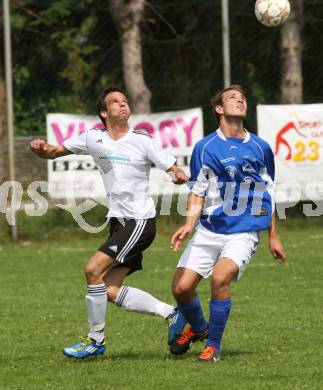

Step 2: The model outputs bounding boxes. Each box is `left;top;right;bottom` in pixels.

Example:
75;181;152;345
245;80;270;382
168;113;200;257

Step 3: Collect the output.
0;0;103;135
280;0;304;104
109;0;151;114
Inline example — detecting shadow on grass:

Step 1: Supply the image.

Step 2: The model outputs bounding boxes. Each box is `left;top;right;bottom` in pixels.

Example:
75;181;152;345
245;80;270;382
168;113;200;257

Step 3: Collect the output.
61;350;197;363
3;347;254;366
63;351;254;363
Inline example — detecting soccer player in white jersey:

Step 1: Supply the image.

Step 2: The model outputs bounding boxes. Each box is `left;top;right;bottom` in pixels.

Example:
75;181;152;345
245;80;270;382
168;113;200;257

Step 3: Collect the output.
169;85;286;362
30;86;187;358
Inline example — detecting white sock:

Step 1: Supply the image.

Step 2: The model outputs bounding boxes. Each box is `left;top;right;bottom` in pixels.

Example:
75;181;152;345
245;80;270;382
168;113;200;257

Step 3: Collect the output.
86;284;107;343
115;285;174;319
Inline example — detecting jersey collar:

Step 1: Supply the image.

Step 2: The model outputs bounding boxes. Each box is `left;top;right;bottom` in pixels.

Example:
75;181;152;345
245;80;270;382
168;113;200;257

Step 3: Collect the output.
216;127;250;143
106;127;133;142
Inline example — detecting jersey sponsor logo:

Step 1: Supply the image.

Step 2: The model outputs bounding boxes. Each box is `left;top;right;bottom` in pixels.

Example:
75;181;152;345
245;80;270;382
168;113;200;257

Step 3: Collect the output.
253;208;268;216
220;157;236;163
96;139;103;144
225;165;237;178
99;150;131;164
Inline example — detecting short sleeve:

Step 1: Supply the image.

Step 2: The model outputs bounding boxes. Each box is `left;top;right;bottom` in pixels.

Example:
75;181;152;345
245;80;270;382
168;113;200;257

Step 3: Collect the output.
188;143;209;197
146;138;176;170
63;131;89;155
264;143;275;181
189;144;202;182
260;142;275;212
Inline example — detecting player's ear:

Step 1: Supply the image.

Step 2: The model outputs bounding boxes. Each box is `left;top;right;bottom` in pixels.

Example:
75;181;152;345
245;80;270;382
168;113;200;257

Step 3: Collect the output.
100;110;108;119
215;104;223;116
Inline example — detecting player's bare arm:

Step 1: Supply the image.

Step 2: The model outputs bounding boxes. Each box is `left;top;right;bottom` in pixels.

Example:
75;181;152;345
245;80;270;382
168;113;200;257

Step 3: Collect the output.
171;193;204;251
268;213;286;263
166;165;189;185
30;139;73;159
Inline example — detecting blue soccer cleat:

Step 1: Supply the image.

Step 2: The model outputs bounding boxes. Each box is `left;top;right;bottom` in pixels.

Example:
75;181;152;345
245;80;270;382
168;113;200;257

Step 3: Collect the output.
167;308;186;345
63;337;106;359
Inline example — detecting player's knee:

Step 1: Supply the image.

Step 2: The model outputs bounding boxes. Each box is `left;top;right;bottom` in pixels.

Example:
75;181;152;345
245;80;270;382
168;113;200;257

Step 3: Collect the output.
84;263;101;282
211;275;229;295
172;281;194;299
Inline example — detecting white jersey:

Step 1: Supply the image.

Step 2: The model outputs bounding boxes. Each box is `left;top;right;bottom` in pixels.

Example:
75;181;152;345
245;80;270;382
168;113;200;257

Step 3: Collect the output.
63;128;176;219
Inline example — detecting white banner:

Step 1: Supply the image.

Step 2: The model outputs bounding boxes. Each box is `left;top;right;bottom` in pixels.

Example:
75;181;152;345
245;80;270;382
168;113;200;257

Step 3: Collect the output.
257;104;323;203
46;108;203;199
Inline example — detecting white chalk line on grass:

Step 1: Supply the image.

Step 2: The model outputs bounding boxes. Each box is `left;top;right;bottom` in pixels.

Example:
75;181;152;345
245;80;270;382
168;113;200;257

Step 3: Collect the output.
309;234;323;239
55;247;93;252
251;262;289;267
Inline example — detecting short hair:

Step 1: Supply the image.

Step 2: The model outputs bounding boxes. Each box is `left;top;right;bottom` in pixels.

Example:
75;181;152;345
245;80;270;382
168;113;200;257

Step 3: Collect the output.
97;86;128;126
210;85;246;124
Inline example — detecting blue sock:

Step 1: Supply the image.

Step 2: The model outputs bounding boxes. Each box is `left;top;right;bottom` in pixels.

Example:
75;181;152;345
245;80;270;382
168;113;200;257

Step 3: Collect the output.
206;298;232;352
178;295;207;334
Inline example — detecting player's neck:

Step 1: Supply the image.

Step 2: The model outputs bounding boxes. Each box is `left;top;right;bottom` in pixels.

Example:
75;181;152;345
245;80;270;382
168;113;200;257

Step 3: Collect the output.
107;122;130;140
220;117;245;139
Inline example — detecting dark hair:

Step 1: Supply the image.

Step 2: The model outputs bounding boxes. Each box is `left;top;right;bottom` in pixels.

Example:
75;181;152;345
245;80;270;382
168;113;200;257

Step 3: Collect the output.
97;86;127;126
210;85;246;124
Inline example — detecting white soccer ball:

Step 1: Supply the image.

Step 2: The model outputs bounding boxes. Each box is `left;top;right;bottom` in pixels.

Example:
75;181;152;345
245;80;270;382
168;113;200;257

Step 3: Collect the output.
255;0;291;28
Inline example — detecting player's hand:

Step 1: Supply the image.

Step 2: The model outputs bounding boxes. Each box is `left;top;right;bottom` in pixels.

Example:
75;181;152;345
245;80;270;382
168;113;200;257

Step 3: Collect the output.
269;236;286;263
167;167;189;185
170;224;194;252
173;168;189;184
30;139;49;158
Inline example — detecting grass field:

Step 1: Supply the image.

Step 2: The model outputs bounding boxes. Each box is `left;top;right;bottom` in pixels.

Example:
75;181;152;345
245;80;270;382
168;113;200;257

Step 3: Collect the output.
0;220;322;389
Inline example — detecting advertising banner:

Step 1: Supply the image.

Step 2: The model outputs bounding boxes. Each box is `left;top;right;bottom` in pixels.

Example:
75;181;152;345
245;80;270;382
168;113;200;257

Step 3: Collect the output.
257;104;323;203
47;108;203;199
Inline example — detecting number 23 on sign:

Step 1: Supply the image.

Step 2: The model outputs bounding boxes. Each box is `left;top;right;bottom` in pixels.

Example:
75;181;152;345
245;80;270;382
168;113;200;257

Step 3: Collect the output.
293;140;320;161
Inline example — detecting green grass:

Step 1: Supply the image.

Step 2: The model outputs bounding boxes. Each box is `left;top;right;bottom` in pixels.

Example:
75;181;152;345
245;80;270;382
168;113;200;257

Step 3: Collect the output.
0;221;322;389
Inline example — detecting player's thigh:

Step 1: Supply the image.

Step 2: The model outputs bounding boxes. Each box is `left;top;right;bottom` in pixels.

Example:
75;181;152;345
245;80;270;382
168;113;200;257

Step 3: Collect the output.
219;231;259;281
85;250;118;277
211;257;240;288
172;267;202;295
176;224;222;279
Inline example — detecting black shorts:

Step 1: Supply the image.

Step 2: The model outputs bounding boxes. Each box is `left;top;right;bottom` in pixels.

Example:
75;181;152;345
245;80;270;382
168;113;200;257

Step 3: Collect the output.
99;217;156;274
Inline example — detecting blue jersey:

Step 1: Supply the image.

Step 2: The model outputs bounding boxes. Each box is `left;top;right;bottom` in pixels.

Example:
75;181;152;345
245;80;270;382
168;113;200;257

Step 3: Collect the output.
189;128;275;234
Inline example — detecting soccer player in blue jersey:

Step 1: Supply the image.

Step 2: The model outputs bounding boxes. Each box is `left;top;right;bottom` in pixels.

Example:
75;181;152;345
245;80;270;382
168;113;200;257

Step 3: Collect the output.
169;85;286;362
